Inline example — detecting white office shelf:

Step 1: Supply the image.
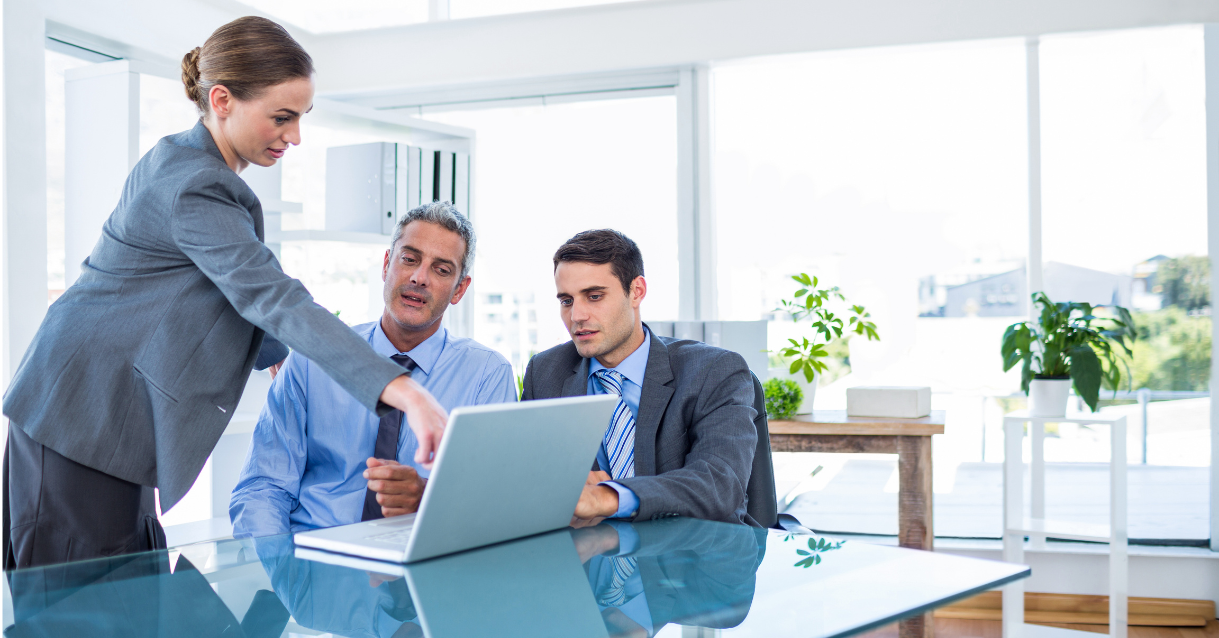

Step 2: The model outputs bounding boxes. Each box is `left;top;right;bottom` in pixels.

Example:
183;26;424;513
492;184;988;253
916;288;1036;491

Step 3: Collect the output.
268;229;392;246
1002;411;1128;638
1002;410;1126;424
1010;518;1110;543
259;198;303;214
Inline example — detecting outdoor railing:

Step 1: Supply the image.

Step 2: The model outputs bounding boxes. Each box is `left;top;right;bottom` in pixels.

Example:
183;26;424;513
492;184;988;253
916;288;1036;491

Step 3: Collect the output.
944;390;1209;464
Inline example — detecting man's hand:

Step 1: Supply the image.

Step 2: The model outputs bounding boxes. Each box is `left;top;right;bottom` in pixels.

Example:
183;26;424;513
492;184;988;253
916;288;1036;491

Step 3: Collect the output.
268;359;285;380
367;571;402;588
587;470;611;485
364;458;426;518
571;483;618;528
379;376;448;468
570;524;620;563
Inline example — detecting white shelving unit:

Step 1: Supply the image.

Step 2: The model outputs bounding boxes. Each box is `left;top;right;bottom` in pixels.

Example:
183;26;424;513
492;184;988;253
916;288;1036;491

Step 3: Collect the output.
1001;411;1128;638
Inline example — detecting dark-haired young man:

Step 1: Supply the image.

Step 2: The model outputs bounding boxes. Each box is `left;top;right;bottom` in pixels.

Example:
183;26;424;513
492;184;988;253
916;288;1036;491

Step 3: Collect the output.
521;229;759;527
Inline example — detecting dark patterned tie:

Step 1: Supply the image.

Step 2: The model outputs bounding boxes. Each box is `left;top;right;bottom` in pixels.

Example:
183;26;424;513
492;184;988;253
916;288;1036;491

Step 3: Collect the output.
362;353;417;521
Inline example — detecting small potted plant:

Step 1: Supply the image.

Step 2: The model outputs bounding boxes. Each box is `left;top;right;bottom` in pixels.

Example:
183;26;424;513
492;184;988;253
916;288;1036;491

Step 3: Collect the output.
763;378;803;421
1001;292;1136;416
770;273;879;412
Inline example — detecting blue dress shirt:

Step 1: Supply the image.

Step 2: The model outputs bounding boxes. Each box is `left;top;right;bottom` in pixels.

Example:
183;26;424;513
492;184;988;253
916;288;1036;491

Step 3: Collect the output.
230;320;517;538
586;521;651;633
587;328;651;519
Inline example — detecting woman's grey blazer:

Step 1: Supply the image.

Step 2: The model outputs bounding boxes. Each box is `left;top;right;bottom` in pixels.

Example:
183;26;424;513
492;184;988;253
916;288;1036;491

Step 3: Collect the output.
3;122;404;510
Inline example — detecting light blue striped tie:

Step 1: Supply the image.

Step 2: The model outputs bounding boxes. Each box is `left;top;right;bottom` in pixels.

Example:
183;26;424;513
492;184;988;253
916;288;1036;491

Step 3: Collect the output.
598;555;638;607
593;369;635;480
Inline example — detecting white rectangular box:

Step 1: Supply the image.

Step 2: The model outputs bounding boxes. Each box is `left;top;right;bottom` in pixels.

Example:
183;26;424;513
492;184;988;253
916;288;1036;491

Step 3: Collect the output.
846;386;931;418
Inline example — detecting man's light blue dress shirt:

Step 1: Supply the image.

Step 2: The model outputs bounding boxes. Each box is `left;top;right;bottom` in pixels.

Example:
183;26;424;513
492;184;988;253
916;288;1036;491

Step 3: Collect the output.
587;328;650;519
230;320;516;538
587;521;651;633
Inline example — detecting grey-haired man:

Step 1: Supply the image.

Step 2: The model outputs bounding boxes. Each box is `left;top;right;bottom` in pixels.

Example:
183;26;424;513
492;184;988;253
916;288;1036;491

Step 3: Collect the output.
231;203;516;538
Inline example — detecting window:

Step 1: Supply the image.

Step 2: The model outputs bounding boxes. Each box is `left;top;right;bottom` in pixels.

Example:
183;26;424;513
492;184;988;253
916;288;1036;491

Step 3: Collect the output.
1038;26;1208;540
714;39;1031;539
715;28;1208;543
424;96;679;374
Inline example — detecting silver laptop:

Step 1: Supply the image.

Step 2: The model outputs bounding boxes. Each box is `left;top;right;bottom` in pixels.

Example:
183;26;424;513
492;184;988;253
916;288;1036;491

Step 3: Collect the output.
294;394;618;563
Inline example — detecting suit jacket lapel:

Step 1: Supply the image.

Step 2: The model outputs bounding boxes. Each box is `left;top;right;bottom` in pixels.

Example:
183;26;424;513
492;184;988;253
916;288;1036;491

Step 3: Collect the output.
561;355;589;398
634;329;674;476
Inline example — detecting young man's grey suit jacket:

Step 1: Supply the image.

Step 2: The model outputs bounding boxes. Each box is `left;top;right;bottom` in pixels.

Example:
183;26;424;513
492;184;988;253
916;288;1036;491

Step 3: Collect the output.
3;122;404;510
521;326;759;525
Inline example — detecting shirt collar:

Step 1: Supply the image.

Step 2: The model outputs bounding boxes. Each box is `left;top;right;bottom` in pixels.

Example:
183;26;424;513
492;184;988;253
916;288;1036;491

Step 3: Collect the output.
588;327;650;388
370;320;446;376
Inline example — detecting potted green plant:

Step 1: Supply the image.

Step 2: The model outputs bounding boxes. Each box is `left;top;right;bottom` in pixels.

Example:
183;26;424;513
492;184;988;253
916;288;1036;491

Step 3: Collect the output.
1000;292;1136;416
763;378;803;420
771;273;879;412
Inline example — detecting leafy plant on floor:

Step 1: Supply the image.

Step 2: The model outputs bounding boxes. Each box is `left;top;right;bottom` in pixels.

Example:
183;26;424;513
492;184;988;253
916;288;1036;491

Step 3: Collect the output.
1000;292;1137;412
774;273;879;383
763;378;803;420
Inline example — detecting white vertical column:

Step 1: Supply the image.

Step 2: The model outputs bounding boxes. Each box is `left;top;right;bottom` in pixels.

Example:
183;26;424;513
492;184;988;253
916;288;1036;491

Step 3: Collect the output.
1030;418;1046;549
2;0;48;384
1110;416;1129;638
64;61;139;287
676;65;717;321
1025;37;1044;320
1203;25;1219;553
1002;416;1025;638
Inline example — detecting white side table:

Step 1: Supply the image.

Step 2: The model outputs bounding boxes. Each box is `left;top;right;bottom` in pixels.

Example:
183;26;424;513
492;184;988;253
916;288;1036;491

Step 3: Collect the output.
1001;411;1128;638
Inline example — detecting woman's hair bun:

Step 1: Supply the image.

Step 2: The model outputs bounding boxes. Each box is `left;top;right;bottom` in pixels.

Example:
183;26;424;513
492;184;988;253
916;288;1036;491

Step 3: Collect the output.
180;17;313;117
181;47;203;107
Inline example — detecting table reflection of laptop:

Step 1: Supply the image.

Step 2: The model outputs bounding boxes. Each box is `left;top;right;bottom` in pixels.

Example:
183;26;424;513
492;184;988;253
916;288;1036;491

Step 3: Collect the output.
293;530;608;638
294;395;617;563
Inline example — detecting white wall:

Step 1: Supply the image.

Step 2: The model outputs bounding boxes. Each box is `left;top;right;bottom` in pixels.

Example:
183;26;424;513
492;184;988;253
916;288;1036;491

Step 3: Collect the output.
3;0;48;383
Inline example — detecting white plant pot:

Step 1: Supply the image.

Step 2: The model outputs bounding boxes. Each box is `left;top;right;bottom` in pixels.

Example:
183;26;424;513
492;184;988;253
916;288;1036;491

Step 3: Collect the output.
1029;378;1071;418
768;367;819;415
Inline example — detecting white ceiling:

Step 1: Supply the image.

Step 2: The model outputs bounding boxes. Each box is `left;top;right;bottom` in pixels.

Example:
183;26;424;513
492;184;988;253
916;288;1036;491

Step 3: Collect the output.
39;0;1219;101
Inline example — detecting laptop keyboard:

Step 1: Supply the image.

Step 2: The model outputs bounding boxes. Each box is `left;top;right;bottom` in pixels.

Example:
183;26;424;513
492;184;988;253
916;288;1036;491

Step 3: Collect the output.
365;514;417;544
367;524;415;545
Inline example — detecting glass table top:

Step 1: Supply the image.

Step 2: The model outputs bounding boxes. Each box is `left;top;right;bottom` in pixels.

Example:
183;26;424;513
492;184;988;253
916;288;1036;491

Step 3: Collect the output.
2;517;1028;638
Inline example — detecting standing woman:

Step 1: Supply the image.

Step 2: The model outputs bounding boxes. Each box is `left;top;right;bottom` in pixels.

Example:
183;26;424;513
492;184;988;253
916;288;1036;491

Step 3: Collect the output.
2;16;447;569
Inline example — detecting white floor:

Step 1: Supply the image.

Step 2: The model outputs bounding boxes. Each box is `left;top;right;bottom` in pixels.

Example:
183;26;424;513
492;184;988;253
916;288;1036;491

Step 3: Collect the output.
778;454;1209;541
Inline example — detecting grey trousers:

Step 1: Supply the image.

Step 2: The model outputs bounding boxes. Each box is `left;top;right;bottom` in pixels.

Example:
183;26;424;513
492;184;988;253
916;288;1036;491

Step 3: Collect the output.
3;424;166;571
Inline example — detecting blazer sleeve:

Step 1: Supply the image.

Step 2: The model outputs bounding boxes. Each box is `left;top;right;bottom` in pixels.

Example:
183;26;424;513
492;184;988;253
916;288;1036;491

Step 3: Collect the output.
170;168;402;413
617;351;757;524
254;335;289;371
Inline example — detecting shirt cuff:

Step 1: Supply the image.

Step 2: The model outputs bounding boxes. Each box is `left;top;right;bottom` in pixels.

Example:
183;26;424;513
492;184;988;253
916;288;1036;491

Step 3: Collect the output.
602;519;641;554
600;481;639;519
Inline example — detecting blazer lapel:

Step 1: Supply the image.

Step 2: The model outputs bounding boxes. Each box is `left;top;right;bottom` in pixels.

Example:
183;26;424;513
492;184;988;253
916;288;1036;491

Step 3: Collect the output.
634;329;675;476
561;356;589;398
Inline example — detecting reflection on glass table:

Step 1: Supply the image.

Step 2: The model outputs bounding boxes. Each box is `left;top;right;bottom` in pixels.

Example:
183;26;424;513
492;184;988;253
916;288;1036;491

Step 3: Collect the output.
2;517;1028;638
